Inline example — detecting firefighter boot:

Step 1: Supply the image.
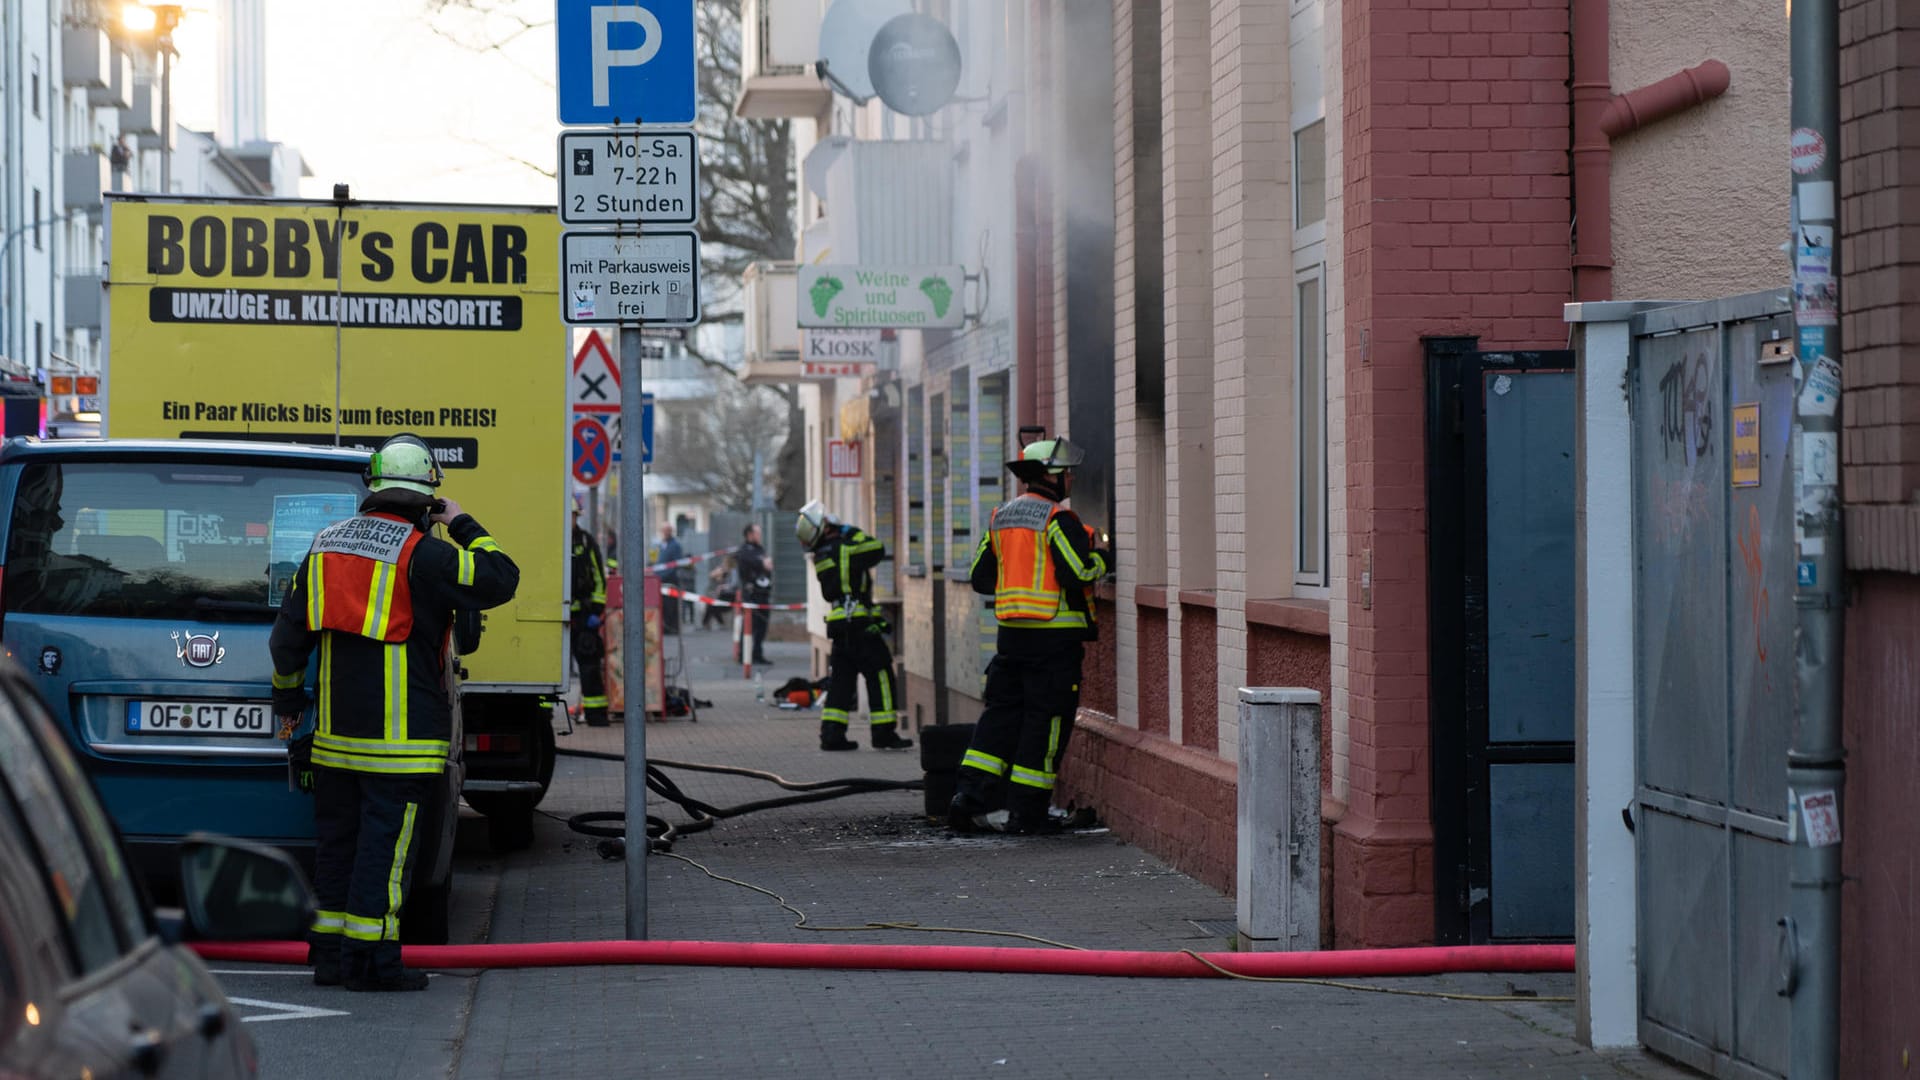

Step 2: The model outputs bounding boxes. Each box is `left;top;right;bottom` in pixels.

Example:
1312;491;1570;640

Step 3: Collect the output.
309;943;342;987
869;722;914;750
947;790;993;833
820;720;859;751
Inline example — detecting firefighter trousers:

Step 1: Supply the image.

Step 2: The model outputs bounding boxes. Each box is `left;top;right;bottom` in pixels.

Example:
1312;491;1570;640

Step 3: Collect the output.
306;766;434;982
572;621;609;723
822;623;896;728
956;644;1085;816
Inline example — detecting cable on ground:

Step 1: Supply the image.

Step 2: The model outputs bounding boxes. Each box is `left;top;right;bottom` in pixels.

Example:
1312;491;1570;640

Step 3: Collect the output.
550;747;922;856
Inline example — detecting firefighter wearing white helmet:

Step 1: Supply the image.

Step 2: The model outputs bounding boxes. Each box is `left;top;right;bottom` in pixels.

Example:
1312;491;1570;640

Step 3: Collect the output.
270;433;520;989
948;435;1111;834
796;499;911;751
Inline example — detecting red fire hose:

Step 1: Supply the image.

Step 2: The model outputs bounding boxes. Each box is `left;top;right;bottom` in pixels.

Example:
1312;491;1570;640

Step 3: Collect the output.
195;939;1572;979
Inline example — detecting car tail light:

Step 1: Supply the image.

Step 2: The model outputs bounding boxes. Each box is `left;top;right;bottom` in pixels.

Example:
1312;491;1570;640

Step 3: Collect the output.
465;733;524;753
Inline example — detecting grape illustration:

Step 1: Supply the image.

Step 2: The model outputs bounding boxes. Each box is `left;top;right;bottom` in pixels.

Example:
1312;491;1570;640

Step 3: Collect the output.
810;275;844;317
919;275;954;318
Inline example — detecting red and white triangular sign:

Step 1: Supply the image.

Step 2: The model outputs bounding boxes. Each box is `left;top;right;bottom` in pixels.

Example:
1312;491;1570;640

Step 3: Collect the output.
570;330;621;414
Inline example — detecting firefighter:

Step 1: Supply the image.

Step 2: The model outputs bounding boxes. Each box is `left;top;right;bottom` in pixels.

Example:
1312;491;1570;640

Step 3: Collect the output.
948;437;1111;835
796;501;911;752
570;492;611;726
270;434;520;991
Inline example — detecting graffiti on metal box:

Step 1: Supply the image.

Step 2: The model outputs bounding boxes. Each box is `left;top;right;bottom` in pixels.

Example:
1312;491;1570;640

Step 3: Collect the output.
1658;353;1714;463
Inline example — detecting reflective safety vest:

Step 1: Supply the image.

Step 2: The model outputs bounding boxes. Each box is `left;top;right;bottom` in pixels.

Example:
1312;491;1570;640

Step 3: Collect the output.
304;512;425;642
989;494;1088;631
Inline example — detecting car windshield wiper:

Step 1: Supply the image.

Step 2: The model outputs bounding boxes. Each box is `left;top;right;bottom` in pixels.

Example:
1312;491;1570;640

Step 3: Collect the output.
191;596;280;615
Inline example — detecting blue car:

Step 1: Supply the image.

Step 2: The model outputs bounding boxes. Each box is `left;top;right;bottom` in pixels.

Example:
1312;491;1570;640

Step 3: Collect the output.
0;438;462;942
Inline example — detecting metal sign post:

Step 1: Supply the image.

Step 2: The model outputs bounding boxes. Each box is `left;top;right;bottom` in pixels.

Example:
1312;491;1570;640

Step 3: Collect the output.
619;325;649;940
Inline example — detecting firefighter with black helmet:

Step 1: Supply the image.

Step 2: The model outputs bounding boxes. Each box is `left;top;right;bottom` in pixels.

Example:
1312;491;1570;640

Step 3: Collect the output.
948;436;1111;834
797;500;912;752
270;434;520;991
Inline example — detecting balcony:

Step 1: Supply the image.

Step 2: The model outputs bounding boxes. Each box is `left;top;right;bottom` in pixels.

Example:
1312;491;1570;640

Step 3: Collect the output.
88;45;134;109
65;273;104;332
736;0;831;119
64;149;108;213
62;27;110;90
805;139;953;264
121;78;160;136
741;261;801;385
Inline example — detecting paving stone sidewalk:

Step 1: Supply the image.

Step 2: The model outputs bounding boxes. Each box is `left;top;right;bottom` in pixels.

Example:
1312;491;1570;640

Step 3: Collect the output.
451;627;1700;1079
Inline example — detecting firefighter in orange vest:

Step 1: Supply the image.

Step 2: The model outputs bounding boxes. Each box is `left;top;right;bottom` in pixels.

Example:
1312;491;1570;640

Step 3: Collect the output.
270;434;520;991
948;437;1111;835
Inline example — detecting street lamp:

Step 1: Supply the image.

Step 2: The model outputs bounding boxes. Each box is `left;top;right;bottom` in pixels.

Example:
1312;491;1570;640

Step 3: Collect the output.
122;2;187;193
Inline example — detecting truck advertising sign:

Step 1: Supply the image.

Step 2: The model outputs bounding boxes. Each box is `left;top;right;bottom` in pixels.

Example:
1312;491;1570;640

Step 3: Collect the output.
103;196;568;689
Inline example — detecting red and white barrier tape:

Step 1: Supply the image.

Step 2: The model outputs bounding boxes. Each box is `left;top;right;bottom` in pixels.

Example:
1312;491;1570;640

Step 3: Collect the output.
660;584;806;611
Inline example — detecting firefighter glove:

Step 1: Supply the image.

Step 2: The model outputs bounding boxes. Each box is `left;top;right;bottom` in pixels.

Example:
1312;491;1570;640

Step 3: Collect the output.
587;614;603;630
286;733;316;795
272;686;309;721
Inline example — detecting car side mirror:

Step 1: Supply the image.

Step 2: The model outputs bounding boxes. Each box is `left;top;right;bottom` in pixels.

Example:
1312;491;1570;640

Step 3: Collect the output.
177;833;316;941
454;609;484;655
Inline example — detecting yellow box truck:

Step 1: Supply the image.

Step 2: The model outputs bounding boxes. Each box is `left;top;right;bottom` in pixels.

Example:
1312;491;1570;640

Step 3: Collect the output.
101;193;568;849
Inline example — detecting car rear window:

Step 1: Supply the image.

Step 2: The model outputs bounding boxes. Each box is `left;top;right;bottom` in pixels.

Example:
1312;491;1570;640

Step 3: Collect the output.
4;461;364;622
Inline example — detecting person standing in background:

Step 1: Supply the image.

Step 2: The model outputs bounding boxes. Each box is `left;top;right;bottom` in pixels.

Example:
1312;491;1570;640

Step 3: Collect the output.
655;522;683;635
736;522;773;666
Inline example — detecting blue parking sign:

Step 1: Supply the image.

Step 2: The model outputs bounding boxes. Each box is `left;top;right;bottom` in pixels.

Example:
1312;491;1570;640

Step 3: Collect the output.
556;0;697;126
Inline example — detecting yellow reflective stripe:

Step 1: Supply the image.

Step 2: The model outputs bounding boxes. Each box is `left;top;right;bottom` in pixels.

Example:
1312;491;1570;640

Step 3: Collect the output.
1010;766;1056;790
272;670;304;689
341;913;384;942
309;747;448;774
869;712;897;725
312;733;451;755
879;668;894;714
1045;519;1097;581
1045;714;1063;774
580;695;608;708
468;535;501;553
821;708;850;724
310;910;347;937
456;549;475;586
384;644;407;742
318;636;333;735
970;534;994;577
385;802;418;941
361;560;392;638
961;749;1008;775
307;555;325;628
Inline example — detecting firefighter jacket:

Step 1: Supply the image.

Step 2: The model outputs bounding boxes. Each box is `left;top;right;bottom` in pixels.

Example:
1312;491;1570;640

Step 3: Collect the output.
270;511;520;775
970;492;1109;648
571;525;607;618
810;525;886;629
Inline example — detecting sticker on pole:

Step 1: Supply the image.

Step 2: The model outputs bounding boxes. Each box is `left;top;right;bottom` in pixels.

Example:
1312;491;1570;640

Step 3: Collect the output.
1798;789;1840;847
1790;128;1827;175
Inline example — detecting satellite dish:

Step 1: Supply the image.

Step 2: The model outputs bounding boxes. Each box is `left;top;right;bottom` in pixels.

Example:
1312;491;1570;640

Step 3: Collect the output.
869;13;962;117
817;0;912;102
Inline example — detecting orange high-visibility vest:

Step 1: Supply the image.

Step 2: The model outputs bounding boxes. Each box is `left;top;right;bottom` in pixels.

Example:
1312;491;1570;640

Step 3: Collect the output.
989;494;1088;630
304;512;425;642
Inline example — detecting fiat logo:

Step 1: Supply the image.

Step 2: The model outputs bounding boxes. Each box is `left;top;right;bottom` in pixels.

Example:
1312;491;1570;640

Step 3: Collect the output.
171;630;225;668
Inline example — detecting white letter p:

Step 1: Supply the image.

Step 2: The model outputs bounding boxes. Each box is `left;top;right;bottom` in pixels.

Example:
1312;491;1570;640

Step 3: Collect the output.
591;5;663;109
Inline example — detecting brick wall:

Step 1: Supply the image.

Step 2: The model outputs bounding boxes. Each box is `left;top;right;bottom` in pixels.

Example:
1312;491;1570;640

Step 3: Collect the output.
1836;1;1920;1072
1838;0;1920;568
1060;713;1239;893
1178;603;1219;752
1338;0;1573;946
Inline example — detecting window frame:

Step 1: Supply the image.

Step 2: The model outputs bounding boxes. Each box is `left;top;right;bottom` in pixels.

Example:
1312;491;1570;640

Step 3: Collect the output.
1293;265;1328;590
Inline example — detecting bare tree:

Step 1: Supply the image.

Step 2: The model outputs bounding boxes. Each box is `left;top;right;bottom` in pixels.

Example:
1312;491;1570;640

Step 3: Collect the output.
426;0;806;506
653;372;789;512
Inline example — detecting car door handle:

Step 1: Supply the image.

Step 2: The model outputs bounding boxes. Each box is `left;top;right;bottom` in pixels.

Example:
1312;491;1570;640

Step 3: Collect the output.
198;1001;227;1038
129;1027;165;1074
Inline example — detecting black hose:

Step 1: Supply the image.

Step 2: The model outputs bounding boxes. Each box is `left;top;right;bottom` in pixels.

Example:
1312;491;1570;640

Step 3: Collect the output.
553;747;923;858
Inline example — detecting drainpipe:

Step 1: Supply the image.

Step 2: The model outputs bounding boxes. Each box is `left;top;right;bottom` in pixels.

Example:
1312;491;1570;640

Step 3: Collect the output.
1784;0;1843;1075
1569;0;1613;302
1015;157;1038;430
1599;60;1732;139
1571;0;1732;304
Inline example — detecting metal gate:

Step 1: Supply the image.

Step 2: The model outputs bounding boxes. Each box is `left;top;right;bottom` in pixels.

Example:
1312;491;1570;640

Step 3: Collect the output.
1427;340;1577;945
1629;293;1794;1079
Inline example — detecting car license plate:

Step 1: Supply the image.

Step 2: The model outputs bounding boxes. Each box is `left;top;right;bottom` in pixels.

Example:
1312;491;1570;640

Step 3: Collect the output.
125;700;276;737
